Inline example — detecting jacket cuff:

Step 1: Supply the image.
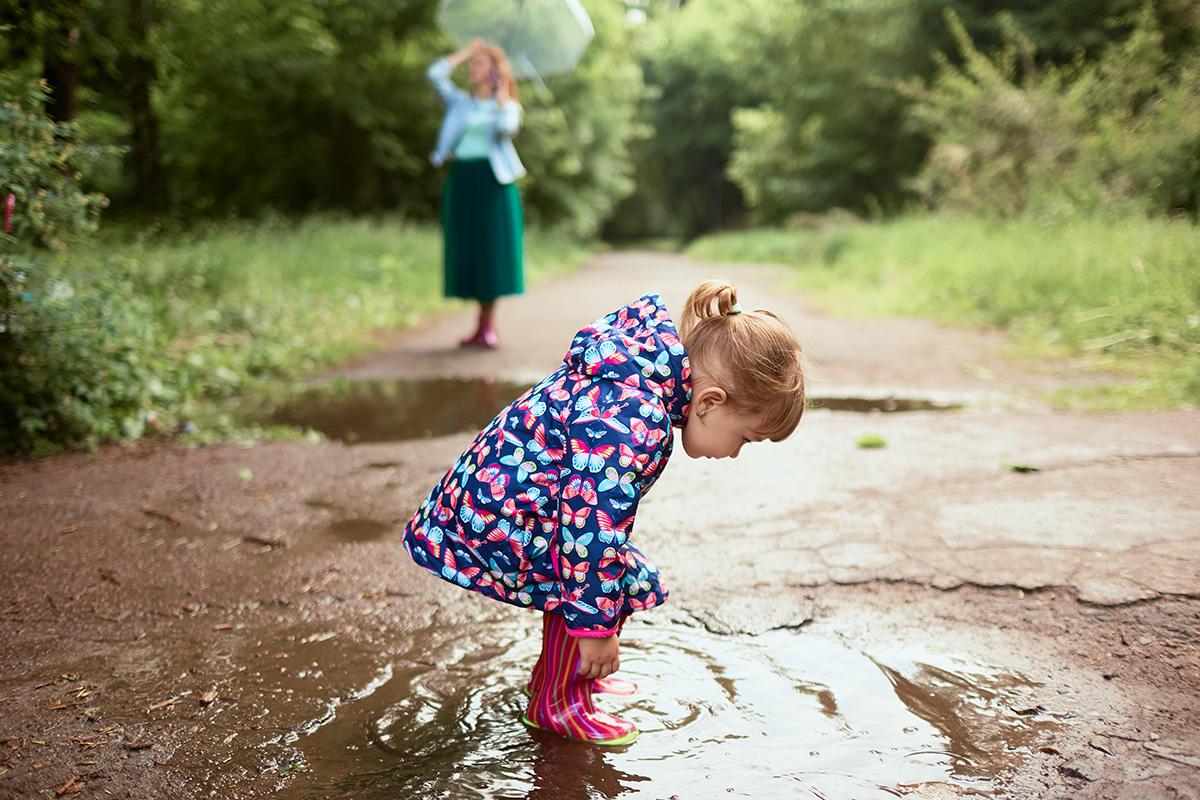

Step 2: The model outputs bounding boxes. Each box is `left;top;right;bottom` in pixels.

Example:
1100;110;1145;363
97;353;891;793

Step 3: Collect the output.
565;626;618;639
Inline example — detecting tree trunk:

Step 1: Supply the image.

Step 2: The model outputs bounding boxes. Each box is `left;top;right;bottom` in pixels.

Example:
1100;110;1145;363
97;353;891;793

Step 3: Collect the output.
125;0;166;210
42;15;81;123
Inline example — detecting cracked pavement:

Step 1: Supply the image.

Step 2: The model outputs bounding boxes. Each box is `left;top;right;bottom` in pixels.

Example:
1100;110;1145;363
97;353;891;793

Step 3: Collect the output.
2;250;1198;799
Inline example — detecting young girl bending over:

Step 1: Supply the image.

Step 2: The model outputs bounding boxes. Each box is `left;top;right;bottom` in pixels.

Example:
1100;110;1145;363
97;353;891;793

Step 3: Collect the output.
401;280;807;745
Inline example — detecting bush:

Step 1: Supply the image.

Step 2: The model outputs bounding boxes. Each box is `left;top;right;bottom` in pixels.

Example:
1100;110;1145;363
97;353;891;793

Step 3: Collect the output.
904;6;1200;220
1;79;135;455
0;266;164;452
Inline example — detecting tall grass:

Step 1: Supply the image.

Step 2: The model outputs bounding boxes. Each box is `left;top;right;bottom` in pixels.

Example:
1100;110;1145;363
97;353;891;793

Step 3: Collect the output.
19;214;590;448
687;215;1200;410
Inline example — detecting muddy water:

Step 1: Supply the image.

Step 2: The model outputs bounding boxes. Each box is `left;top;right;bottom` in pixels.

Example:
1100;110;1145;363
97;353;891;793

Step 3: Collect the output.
261;378;531;442
251;378;958;444
277;614;1063;800
810;397;962;413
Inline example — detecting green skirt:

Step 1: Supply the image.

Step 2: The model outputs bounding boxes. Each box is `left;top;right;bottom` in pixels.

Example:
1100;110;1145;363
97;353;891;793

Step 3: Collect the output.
441;159;524;303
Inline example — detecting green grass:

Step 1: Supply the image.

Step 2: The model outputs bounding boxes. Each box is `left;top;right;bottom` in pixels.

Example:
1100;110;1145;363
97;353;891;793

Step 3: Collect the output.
36;214;591;445
687;215;1200;410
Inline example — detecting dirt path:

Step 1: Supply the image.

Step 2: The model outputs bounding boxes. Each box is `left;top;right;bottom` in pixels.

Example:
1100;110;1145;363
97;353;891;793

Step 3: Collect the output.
2;252;1198;799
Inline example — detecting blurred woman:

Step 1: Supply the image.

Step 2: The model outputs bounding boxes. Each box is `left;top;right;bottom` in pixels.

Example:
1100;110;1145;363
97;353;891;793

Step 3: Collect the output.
427;38;526;349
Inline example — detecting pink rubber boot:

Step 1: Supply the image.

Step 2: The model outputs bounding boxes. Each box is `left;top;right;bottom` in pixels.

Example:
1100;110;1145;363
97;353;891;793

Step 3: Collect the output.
459;323;499;349
525;615;636;697
521;614;639;746
460;303;499;349
525;658;637;697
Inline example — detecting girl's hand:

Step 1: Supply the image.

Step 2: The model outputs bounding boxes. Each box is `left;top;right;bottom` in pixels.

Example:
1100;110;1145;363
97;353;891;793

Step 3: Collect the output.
577;634;620;680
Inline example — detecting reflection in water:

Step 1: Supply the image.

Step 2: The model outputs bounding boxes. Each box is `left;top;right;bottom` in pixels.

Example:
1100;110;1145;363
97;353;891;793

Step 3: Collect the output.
259;377;530;442
809;397;962;413
253;379;958;444
289;614;1065;799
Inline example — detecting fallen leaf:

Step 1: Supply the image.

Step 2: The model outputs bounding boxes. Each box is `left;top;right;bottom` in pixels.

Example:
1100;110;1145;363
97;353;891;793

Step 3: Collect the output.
243;535;288;549
146;691;191;712
140;506;180;526
1002;461;1040;473
856;434;887;449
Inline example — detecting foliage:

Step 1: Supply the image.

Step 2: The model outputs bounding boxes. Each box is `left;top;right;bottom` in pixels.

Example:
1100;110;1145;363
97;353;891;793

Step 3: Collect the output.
0;80;107;252
726;0;938;223
0;78;127;454
687;215;1200;409
605;0;755;240
0;214;590;454
903;5;1200;220
518;0;650;238
151;0;443;215
0;263;163;454
624;0;1200;233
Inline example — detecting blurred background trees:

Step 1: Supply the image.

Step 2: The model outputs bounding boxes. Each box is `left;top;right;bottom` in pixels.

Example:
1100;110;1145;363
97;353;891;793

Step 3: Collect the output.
3;0;1197;235
3;0;1200;453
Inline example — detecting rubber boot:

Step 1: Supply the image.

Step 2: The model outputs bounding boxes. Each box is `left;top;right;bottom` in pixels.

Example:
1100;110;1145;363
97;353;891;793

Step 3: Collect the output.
521;614;639;746
525;615;636;697
459;322;499;349
460;303;500;349
524;658;637;697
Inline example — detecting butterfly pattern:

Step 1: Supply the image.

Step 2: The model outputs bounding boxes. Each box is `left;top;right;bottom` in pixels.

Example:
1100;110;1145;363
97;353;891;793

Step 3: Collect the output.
402;294;691;635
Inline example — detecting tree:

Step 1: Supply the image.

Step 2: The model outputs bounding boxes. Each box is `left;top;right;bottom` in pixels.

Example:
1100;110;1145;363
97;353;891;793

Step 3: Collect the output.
0;0;86;122
903;5;1200;219
725;0;938;222
607;0;757;240
518;0;650;238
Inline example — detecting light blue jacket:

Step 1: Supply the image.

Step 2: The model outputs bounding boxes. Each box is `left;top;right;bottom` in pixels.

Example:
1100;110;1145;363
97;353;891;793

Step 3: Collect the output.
427;58;527;184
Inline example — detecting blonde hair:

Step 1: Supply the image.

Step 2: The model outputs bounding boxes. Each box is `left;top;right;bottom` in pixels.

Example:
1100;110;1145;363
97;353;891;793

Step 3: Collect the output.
678;280;807;441
485;46;520;103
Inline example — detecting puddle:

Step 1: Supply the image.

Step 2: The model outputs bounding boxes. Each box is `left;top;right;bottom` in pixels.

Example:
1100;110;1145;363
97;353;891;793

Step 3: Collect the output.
279;615;1065;799
320;518;393;543
250;379;959;444
809;396;962;413
260;378;531;443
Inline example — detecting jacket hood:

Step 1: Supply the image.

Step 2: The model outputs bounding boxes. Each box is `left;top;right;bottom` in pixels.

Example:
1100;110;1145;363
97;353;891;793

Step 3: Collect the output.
564;293;692;426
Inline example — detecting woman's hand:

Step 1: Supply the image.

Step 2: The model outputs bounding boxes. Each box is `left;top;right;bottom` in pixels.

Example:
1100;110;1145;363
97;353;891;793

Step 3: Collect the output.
494;51;514;105
577;634;620;680
447;37;487;68
494;51;513;82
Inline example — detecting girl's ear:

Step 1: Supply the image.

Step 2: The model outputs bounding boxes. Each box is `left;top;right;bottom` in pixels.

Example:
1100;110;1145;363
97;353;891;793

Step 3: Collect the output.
694;386;728;414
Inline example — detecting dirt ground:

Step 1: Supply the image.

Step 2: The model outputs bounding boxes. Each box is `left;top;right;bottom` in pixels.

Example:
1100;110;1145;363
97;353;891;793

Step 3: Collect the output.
1;252;1198;799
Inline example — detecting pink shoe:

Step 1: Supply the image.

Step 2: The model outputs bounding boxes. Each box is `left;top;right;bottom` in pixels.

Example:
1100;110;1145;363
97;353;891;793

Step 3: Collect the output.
521;614;638;746
459;326;499;349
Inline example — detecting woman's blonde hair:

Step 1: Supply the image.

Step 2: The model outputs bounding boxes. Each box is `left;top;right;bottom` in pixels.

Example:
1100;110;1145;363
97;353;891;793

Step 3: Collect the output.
485;46;520;103
678;280;807;441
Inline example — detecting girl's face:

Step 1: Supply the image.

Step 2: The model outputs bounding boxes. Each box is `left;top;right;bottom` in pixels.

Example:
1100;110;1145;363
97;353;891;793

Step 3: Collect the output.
469;51;495;89
680;391;765;460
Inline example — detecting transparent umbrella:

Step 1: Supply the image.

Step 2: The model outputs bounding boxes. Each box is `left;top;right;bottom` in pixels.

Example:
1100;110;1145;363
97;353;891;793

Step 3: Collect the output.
437;0;596;81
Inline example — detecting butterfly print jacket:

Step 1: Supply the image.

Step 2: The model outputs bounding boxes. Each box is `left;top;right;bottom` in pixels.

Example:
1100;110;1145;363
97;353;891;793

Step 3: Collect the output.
401;293;691;636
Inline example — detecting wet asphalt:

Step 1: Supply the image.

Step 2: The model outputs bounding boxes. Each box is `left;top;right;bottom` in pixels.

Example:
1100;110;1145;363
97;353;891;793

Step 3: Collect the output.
328;251;1200;610
2;250;1198;799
